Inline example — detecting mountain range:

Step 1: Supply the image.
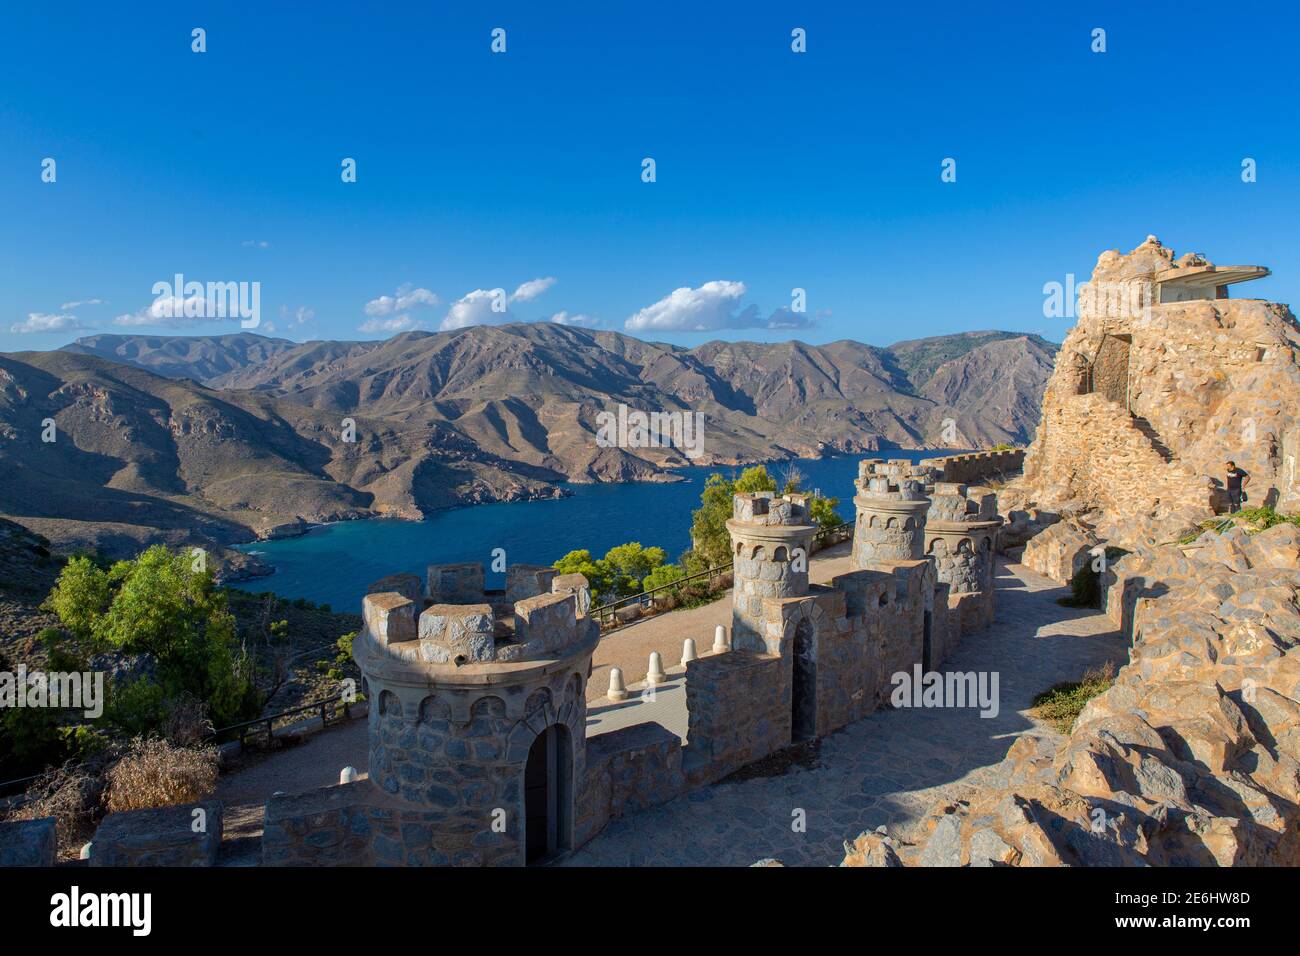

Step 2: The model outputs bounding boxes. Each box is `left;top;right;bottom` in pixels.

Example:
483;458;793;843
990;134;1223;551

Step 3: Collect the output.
0;325;1056;562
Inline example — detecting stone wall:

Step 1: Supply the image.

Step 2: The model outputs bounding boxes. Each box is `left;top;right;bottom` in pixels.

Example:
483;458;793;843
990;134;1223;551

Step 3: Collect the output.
89;801;222;866
921;449;1026;485
1020;392;1212;545
263;780;480;866
1009;236;1300;548
578;722;685;845
683;651;789;786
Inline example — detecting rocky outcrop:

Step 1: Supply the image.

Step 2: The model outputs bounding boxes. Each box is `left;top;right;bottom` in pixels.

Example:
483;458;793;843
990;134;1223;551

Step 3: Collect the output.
1022;521;1100;585
854;522;1300;867
1004;236;1300;550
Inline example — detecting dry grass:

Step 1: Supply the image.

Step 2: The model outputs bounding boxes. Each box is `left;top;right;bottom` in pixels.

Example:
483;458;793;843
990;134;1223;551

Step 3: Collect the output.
7;764;100;858
104;737;218;813
162;694;214;746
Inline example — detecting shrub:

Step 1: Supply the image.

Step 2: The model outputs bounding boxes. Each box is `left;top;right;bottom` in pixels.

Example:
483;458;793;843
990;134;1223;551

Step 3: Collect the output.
1031;663;1116;734
44;545;263;731
161;695;214;747
7;764;100;858
104;678;170;738
104;737;219;813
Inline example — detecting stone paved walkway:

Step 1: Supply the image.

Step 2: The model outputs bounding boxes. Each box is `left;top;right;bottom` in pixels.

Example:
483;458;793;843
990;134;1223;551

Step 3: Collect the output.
559;559;1127;867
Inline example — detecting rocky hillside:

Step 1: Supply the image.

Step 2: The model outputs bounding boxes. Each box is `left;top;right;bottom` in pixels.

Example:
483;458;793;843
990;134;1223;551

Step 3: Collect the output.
1005;236;1300;549
0;324;1054;559
63;332;302;383
0;350;560;560
849;522;1300;867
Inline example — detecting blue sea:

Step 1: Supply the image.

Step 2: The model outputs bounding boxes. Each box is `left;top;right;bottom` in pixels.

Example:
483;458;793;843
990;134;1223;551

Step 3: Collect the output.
231;451;956;614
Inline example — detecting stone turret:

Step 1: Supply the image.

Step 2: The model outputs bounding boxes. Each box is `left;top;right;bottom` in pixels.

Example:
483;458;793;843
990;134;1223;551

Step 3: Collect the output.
851;459;932;566
924;482;1002;630
352;564;597;865
726;491;817;653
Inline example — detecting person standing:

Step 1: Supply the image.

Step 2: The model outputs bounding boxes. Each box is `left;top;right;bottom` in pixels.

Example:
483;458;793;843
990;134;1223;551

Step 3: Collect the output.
1225;461;1251;513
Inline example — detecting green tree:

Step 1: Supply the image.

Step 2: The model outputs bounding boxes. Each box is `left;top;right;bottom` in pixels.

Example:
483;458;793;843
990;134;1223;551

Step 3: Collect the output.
688;465;779;568
44;557;111;642
809;494;842;530
602;542;667;595
45;545;261;729
641;563;686;592
552;549;615;599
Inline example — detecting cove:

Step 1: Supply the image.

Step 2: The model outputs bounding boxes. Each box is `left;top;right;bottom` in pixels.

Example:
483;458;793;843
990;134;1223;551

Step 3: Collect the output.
231;452;954;613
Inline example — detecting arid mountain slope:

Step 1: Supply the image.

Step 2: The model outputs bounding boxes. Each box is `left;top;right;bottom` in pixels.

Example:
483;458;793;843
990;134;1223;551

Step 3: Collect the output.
4;324;1055;557
63;332;302;383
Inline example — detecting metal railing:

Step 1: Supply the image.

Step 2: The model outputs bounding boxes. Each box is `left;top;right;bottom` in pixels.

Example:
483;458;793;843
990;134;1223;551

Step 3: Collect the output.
589;520;851;629
203;693;360;747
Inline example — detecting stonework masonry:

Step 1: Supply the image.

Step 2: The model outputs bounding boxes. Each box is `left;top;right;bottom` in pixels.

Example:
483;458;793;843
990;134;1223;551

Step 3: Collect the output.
1007;236;1300;549
35;455;1006;866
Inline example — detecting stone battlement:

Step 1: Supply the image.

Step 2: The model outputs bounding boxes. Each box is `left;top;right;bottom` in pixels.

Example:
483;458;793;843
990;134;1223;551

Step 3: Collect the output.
919;449;1026;485
251;454;1004;868
730;491;814;525
361;562;594;667
928;483;1000;525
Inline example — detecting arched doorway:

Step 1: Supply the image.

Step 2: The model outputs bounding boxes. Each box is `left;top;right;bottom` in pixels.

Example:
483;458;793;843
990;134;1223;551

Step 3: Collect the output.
524;724;571;864
791;618;816;741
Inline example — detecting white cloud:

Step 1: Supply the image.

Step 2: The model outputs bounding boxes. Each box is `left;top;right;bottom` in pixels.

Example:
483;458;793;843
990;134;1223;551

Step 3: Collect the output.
511;276;556;302
114;294;248;327
242;240;270;249
363;285;439;317
10;312;88;334
114;296;192;327
439;288;512;331
279;305;315;328
549;311;600;328
359;314;424;334
434;277;559;331
59;298;104;310
624;280;814;332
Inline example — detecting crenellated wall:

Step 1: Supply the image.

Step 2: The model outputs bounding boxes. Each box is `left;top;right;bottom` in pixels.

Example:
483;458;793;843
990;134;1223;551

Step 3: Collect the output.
256;454;1004;868
920;449;1025;485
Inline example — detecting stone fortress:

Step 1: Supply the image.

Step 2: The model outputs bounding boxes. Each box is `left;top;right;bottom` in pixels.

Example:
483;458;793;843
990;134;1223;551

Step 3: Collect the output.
1007;235;1300;554
252;455;1006;866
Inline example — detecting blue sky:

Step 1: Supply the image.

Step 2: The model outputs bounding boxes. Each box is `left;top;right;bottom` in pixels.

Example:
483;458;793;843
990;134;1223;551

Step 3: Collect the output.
2;1;1298;353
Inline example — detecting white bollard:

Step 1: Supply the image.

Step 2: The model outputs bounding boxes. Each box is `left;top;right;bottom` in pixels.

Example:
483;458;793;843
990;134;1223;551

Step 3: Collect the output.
340;766;358;784
607;667;629;702
681;638;697;666
646;651;667;686
712;624;728;653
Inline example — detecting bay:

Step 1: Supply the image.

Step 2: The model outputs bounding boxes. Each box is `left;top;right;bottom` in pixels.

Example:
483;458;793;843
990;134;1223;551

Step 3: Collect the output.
231;451;955;614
